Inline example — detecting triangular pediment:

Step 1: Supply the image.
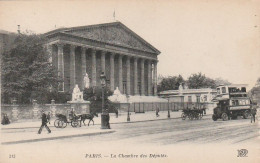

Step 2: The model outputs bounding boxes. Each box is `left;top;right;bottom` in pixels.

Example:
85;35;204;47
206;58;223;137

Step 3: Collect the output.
61;22;159;54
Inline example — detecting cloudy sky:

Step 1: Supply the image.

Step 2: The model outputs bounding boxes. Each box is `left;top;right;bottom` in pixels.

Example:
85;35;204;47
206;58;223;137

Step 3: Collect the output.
0;0;259;88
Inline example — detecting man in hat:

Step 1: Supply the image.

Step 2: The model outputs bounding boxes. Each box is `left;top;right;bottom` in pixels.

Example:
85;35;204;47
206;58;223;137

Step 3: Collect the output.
251;103;257;123
38;110;51;134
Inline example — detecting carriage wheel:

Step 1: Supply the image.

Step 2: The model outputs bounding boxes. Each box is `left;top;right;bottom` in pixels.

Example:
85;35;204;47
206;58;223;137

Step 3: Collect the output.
243;111;250;119
71;120;79;128
58;120;65;128
221;113;228;121
54;119;60;128
195;113;199;120
181;113;186;120
189;113;194;120
212;114;218;121
62;121;67;128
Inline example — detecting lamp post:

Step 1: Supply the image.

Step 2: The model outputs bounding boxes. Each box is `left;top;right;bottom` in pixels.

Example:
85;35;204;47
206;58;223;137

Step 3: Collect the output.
167;97;170;118
126;94;130;122
100;72;110;129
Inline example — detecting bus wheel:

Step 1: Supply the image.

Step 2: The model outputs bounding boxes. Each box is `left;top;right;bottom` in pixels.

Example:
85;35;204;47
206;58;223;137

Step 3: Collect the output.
243;111;250;119
221;113;228;121
212;114;218;121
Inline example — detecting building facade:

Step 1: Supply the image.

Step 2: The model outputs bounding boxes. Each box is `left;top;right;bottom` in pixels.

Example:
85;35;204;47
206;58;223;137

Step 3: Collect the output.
159;85;217;104
45;22;160;96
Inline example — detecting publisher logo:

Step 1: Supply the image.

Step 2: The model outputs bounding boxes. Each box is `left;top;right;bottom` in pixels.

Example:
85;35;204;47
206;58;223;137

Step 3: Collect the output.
237;149;248;157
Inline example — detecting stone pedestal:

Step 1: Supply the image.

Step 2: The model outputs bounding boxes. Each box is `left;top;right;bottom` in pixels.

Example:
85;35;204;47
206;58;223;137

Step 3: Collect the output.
32;100;39;119
12;105;19;121
11;99;19;121
51;99;56;117
67;101;91;114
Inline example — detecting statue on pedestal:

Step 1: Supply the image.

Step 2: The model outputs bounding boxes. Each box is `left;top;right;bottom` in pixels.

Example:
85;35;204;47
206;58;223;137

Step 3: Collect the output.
72;84;83;101
83;73;90;89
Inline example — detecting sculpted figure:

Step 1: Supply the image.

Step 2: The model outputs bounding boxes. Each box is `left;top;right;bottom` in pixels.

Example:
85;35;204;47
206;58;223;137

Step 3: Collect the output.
83;73;90;88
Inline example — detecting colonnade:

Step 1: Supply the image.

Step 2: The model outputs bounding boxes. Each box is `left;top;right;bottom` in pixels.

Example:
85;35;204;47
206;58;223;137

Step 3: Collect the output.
48;43;158;96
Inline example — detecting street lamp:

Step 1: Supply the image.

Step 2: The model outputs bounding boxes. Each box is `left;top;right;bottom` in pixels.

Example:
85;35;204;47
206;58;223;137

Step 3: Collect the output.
167;97;170;118
126;94;130;122
100;72;110;129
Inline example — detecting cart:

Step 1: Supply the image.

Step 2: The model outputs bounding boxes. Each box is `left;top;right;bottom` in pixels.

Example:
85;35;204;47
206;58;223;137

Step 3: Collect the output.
181;108;204;120
54;113;80;128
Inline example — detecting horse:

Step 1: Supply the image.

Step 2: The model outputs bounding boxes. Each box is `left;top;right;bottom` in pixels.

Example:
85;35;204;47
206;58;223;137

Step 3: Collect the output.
78;112;98;127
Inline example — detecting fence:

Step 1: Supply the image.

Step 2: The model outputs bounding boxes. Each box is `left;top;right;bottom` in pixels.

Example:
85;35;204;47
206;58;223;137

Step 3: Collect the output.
124;102;214;113
1;101;216;121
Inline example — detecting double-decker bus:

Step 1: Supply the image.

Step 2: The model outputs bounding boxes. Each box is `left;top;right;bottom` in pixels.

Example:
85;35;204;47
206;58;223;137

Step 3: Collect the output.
212;84;251;121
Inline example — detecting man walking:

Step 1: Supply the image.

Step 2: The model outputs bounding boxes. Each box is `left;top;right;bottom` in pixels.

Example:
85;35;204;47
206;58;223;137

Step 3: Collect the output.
38;110;51;134
251;104;257;123
156;107;160;117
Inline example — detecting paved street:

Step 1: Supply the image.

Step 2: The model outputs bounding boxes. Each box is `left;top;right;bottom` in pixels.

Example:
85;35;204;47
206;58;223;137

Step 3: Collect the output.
1;113;259;163
36;115;259;146
2;113;259;146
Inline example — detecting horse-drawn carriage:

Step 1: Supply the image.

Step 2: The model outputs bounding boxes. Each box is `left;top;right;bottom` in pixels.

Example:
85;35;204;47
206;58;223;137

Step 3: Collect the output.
54;112;98;128
181;108;205;120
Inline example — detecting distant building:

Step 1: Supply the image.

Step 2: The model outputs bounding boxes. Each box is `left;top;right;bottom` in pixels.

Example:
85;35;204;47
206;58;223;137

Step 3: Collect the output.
159;84;217;104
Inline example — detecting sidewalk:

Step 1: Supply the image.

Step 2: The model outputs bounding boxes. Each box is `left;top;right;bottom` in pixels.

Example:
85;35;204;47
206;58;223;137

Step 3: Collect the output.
1;126;115;145
1;110;212;145
1;110;212;130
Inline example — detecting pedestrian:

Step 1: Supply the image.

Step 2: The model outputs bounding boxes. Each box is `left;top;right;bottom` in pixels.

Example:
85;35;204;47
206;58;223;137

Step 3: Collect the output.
47;112;51;124
156;107;160;117
38;110;51;134
115;107;118;118
1;113;10;125
251;105;257;123
69;108;76;120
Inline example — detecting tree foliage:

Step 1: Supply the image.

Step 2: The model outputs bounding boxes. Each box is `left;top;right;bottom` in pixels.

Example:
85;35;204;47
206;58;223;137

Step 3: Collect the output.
157;75;185;92
214;77;232;86
187;72;216;89
83;87;115;113
1;33;61;104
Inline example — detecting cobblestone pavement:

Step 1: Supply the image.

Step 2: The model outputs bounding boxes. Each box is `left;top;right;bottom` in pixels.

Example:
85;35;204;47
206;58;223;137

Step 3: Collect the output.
1;114;259;163
5;113;258;146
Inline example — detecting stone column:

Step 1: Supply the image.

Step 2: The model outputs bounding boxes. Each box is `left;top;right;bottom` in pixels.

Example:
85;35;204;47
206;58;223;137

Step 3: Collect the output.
70;45;76;91
46;44;52;64
81;47;87;89
147;60;152;96
110;53;115;91
91;49;97;87
118;55;123;93
134;58;138;95
126;56;131;95
153;61;158;95
57;43;64;91
101;51;106;74
140;59;145;95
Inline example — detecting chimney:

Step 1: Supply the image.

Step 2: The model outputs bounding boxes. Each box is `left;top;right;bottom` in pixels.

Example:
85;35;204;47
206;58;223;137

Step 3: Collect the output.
17;25;20;34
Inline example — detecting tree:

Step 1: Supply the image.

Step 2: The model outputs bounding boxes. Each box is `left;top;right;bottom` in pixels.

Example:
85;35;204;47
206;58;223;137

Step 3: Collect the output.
249;77;260;104
83;87;115;113
1;33;61;104
187;72;216;89
157;75;185;92
214;77;232;86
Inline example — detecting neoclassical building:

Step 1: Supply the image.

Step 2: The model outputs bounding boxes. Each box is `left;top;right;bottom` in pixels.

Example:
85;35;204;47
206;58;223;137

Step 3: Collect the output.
45;22;160;96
